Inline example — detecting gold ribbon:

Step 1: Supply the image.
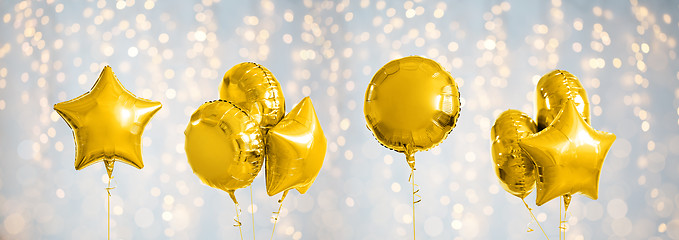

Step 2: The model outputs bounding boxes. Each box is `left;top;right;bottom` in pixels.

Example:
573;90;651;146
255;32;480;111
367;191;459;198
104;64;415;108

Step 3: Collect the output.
270;190;288;240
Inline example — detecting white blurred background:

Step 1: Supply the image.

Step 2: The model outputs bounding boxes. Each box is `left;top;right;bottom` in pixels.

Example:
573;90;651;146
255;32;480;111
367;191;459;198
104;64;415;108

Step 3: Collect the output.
0;0;677;239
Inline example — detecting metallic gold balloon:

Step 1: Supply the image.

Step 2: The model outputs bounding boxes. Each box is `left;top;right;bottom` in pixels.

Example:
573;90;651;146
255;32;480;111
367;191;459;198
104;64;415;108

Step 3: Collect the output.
219;62;285;131
265;97;327;196
54;66;162;178
519;100;615;208
184;100;264;204
364;56;460;169
535;70;590;131
490;109;537;199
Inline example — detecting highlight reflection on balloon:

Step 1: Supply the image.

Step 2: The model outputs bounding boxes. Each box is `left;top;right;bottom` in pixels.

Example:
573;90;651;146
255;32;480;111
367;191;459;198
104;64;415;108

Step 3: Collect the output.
184;100;264;204
265;97;327;197
535;70;590;131
490;109;537;199
519;100;615;208
54;66;162;178
364;56;460;169
219;62;285;131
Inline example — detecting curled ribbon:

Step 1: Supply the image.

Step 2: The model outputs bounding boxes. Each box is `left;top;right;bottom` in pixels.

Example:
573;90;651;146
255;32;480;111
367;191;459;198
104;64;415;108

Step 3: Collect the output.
233;203;244;240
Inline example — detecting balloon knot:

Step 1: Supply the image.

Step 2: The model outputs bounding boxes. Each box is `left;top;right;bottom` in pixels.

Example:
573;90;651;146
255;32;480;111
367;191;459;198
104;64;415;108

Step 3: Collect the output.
406;154;416;171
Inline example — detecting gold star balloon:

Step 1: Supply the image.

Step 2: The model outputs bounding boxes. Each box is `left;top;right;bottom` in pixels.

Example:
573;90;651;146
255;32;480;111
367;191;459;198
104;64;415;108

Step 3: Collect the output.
54;66;162;178
519;100;615;209
219;62;286;131
184;100;264;204
535;70;590;131
364;56;460;169
490;109;537;199
265;97;326;198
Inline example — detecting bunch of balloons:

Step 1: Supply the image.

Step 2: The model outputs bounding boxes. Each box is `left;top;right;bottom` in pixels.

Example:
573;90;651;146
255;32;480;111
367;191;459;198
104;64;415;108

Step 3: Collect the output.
491;70;616;238
364;56;461;239
184;62;327;236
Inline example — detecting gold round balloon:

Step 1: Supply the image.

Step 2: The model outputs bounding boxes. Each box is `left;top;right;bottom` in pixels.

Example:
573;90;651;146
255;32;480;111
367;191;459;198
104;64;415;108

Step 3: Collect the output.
219;62;285;131
536;69;590;131
265;97;327;197
490;109;538;199
54;66;162;178
519;100;615;209
184;100;264;204
364;56;460;168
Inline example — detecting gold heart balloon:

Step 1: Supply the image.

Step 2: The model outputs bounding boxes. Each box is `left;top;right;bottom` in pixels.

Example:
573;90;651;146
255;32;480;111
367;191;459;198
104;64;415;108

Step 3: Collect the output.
184;100;264;204
535;70;590;130
219;62;285;131
519;100;615;209
490;109;538;199
265;97;327;197
364;56;460;169
54;66;162;178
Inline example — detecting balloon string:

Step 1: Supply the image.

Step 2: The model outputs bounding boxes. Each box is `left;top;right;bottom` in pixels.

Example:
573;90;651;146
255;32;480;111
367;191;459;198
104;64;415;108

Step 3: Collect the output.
522;199;550;240
234;203;243;240
408;167;420;240
250;186;256;240
559;196;562;240
560;200;568;240
408;170;422;205
270;191;287;240
105;176;115;240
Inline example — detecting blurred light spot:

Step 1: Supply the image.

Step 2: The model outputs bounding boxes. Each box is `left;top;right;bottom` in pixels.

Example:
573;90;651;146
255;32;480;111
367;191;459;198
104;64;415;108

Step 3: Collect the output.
135;208;154;228
344;150;353;160
3;214;25;235
391;182;401;192
56;188;65;198
128;47;138;57
607;198;628;219
345;197;354;207
340;118;350;130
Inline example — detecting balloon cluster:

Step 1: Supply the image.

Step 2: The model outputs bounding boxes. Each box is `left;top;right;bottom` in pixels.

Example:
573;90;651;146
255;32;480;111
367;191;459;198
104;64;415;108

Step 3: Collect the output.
55;63;326;238
491;70;616;209
184;62;327;206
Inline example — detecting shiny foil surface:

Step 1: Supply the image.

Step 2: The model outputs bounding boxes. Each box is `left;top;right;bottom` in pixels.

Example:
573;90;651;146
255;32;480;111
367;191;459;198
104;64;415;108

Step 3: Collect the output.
184;100;264;203
54;66;162;178
219;62;285;131
265;97;326;196
535;69;590;131
520;100;616;208
364;56;460;164
490;109;537;199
